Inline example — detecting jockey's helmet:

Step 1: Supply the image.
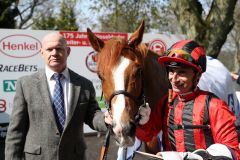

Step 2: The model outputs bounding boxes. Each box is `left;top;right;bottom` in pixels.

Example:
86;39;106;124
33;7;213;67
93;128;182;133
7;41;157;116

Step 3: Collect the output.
158;40;206;73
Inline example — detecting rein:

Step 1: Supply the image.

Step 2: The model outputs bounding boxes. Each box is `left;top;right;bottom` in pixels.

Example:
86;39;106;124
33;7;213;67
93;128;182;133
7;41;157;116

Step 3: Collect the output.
99;127;111;160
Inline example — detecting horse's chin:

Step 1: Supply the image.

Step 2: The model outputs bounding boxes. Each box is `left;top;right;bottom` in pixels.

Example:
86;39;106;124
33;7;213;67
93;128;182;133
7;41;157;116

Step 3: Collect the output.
115;135;135;148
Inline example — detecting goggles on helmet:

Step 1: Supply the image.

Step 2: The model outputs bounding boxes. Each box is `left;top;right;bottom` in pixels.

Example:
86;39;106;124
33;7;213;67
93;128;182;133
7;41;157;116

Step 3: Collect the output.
166;49;196;64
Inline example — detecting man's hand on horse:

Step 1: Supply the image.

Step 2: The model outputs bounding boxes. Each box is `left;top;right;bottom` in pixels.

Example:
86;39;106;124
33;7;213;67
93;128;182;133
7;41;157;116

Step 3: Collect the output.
104;111;113;125
139;103;151;125
104;103;151;126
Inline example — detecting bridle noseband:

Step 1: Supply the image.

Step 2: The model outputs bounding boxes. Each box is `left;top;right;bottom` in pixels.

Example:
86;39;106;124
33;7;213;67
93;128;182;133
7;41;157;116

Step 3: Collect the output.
107;87;146;124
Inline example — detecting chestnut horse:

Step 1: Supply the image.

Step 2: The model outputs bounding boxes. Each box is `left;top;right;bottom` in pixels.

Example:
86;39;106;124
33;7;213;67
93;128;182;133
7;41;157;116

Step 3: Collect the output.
87;21;169;154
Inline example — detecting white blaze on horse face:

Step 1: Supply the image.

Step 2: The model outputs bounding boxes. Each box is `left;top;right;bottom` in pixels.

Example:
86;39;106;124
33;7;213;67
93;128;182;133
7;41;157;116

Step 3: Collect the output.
112;57;130;130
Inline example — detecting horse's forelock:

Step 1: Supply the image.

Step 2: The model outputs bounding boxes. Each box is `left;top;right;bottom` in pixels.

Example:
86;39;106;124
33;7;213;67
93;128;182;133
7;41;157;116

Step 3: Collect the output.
97;38;127;73
137;43;149;57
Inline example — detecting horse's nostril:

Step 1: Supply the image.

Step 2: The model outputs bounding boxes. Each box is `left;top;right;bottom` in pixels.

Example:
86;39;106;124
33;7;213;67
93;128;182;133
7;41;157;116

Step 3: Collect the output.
129;122;136;137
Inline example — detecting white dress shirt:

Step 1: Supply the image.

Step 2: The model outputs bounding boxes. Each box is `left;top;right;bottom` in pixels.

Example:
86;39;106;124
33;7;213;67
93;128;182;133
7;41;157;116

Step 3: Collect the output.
45;66;70;118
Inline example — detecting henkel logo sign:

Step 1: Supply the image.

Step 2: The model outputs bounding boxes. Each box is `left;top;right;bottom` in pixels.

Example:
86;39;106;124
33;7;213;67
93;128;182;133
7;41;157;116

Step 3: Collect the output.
85;51;97;73
148;39;167;55
0;34;41;58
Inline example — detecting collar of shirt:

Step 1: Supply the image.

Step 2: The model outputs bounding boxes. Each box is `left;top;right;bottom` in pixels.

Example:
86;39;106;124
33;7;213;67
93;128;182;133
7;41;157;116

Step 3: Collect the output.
45;66;70;81
174;87;200;102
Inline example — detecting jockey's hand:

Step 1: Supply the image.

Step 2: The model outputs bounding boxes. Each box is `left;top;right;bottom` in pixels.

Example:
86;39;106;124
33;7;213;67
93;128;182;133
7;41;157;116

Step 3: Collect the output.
156;151;203;160
182;152;203;160
104;111;113;125
192;144;233;160
139;103;151;125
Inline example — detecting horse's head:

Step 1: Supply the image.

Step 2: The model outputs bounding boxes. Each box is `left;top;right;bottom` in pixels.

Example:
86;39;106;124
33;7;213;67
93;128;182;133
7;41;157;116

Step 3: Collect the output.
87;21;168;147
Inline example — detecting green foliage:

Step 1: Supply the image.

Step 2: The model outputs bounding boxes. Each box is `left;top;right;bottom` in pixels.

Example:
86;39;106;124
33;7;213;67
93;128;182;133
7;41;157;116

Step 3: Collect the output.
89;0;173;33
32;0;78;31
32;11;57;30
0;0;19;28
57;0;78;31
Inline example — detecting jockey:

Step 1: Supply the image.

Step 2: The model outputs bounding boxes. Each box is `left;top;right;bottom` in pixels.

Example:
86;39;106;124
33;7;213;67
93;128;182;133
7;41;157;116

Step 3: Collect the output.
136;40;240;160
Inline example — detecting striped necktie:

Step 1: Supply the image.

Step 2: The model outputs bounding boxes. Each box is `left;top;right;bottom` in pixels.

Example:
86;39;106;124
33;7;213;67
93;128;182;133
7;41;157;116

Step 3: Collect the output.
52;73;65;133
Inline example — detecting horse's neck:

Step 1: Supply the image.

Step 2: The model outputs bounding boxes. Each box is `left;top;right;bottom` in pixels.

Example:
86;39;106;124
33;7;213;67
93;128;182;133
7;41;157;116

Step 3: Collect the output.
143;52;168;109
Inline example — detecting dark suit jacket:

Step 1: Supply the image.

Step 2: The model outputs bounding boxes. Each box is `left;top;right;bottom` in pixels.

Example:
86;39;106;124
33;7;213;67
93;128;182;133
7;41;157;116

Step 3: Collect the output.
5;69;107;160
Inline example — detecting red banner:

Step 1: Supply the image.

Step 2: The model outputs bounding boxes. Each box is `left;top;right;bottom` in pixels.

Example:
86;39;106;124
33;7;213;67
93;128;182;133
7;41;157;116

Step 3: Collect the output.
60;31;128;46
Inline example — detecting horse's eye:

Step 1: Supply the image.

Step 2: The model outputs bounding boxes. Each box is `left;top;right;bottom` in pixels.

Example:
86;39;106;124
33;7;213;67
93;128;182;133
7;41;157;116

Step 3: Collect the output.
135;68;143;78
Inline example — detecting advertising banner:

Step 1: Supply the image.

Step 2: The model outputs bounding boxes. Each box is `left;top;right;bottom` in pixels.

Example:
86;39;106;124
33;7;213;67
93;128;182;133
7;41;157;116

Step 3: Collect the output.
0;29;184;136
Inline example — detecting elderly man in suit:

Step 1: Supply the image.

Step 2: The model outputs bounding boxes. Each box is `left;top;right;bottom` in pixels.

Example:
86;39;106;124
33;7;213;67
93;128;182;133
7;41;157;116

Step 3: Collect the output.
5;32;108;160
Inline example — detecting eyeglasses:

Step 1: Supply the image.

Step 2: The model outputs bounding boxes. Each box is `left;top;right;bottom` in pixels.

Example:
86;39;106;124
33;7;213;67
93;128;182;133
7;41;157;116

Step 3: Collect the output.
166;49;194;63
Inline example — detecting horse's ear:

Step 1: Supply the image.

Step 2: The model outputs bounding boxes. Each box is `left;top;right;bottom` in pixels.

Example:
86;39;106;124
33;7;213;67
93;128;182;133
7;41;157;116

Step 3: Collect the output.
128;20;145;47
87;28;104;52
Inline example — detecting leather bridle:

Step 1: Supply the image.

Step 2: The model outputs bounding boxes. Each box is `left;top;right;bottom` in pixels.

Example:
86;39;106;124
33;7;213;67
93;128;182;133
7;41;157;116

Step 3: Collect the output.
106;85;146;124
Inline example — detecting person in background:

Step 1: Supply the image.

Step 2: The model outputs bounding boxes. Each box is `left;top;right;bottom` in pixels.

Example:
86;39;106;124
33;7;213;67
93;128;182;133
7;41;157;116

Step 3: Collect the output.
136;40;240;160
5;32;108;160
199;56;240;141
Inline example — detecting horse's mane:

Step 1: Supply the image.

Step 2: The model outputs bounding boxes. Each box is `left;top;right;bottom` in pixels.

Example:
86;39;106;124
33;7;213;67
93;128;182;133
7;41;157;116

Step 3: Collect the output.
137;43;168;110
137;43;148;57
97;37;127;73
